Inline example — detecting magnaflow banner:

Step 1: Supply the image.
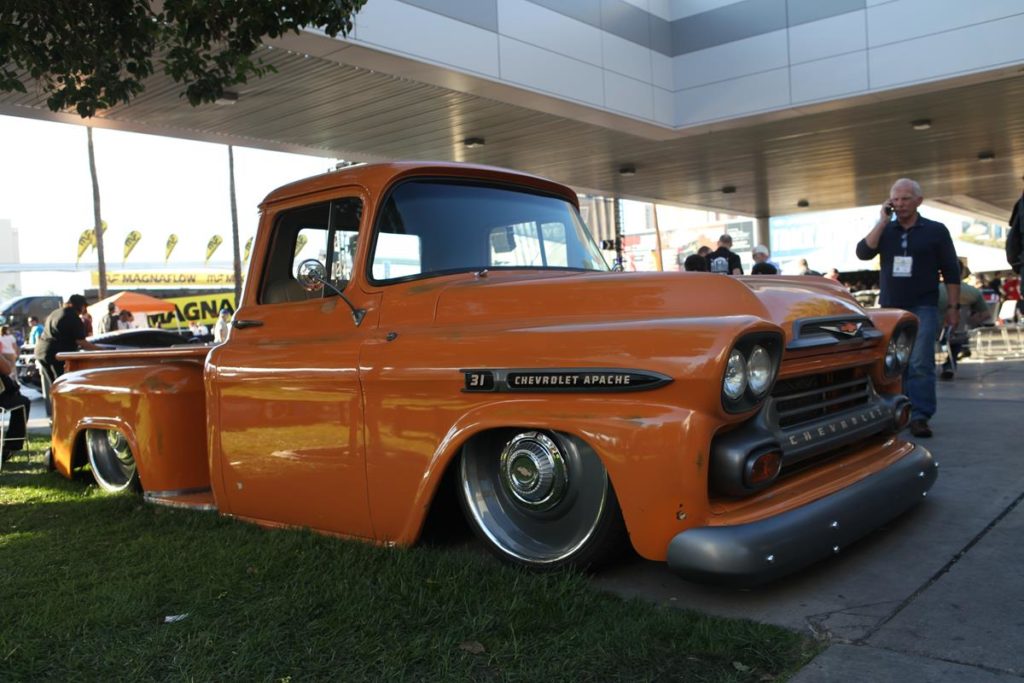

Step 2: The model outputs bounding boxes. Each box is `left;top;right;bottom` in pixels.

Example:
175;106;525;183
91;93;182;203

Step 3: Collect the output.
147;293;236;329
92;271;237;287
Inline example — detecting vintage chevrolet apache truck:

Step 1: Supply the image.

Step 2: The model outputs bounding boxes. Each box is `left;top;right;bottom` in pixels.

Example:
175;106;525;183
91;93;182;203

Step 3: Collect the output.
50;162;936;583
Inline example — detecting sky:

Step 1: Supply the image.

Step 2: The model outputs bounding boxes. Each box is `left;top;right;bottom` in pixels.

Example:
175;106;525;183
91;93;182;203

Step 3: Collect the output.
0;114;337;295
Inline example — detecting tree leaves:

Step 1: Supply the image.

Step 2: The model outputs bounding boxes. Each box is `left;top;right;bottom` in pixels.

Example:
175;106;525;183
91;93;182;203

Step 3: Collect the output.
0;0;366;117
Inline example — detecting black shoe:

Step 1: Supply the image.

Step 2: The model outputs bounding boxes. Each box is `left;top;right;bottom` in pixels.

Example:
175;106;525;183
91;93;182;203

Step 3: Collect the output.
940;369;954;380
909;419;933;438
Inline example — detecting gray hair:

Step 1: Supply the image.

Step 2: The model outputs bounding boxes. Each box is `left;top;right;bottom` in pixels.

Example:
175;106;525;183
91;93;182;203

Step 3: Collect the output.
892;178;922;198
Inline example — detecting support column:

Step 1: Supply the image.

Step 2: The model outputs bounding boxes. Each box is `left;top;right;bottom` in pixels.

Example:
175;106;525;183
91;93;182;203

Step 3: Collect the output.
754;216;771;249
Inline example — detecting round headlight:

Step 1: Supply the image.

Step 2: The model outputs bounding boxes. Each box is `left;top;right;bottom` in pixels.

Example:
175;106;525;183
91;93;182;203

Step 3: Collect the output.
895;330;913;365
885;337;899;372
723;349;748;400
747;345;773;396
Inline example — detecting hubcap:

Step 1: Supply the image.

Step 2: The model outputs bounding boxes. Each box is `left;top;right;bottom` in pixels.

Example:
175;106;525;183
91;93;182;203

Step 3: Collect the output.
107;431;133;468
87;428;137;492
499;432;567;510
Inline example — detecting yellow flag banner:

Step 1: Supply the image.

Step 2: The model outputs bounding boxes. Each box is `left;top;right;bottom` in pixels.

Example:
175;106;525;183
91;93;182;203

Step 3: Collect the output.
91;271;237;287
243;236;253;263
123;230;142;263
76;229;94;263
147;293;237;329
205;235;223;264
165;233;179;263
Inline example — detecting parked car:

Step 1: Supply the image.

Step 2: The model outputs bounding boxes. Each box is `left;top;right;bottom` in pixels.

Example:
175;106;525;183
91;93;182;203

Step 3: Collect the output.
0;295;62;343
48;162;935;584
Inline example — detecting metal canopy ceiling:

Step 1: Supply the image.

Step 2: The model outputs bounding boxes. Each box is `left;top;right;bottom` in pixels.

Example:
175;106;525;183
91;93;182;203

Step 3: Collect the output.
3;42;1024;220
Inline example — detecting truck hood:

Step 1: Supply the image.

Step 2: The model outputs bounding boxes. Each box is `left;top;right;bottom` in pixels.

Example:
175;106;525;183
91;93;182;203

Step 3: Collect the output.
432;272;865;342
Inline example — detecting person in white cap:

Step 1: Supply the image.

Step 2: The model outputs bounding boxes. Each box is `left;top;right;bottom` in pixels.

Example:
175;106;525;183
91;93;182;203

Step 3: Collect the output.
752;244;780;273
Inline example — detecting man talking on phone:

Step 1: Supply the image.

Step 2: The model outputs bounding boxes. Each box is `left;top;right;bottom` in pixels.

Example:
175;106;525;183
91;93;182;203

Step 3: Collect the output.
856;178;960;438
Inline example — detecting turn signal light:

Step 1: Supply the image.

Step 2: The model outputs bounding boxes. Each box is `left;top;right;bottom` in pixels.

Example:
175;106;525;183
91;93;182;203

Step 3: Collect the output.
896;402;912;430
745;450;782;487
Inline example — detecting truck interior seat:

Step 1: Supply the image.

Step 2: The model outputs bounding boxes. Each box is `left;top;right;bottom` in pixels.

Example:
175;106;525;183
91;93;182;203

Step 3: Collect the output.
262;279;312;305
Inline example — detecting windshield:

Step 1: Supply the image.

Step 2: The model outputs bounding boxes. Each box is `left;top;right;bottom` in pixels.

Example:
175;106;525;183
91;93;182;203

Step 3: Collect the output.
369;180;608;283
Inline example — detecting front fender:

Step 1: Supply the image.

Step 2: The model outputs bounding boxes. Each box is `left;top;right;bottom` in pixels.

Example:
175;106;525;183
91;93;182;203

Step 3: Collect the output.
387;397;721;561
51;362;209;493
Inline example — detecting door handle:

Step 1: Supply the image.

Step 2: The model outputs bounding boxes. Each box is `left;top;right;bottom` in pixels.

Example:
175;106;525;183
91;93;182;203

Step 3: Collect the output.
232;319;264;329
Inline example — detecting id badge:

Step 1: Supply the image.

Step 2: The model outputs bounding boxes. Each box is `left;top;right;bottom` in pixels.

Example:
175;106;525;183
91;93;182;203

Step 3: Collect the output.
893;255;913;278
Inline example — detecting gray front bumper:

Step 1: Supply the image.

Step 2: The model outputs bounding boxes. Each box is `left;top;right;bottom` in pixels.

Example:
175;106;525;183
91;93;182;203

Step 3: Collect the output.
667;444;937;584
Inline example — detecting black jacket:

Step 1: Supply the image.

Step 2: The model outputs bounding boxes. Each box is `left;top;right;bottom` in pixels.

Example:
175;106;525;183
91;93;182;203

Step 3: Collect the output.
1008;194;1023;272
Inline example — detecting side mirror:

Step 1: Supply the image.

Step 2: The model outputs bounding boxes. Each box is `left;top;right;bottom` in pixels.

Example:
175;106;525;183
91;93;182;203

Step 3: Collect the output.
296;259;327;292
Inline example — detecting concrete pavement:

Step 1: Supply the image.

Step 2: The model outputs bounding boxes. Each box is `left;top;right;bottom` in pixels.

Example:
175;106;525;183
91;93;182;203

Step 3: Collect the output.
594;358;1024;682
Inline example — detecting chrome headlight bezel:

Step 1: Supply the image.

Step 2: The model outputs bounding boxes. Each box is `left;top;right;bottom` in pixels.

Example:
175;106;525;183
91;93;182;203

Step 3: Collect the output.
884;322;917;377
721;332;783;414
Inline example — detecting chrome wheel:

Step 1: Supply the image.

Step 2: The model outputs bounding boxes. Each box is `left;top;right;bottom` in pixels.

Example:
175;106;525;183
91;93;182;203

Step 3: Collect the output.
86;429;140;493
459;430;624;568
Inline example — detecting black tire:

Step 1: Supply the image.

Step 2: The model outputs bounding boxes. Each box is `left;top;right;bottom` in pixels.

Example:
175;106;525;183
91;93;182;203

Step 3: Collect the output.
85;429;141;493
458;429;627;570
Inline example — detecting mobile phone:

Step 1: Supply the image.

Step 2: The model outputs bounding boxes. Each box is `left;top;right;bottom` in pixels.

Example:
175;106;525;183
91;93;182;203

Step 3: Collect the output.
885;202;895;219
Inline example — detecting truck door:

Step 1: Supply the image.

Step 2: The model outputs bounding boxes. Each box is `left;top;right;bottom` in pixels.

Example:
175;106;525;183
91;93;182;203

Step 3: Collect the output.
207;195;374;538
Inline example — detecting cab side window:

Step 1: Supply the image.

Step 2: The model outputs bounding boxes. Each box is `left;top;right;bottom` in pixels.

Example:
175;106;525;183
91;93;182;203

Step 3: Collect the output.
259;198;363;305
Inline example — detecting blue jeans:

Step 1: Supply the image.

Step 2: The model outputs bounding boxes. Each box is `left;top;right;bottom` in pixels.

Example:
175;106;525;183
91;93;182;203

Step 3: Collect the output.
904;305;939;421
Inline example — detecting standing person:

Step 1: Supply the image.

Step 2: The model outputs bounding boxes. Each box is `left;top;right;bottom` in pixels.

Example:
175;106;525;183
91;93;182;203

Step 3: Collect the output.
1007;187;1022;276
706;234;742;275
1002;271;1021;321
27;316;44;345
752;244;781;273
682;254;709;272
856;178;960;438
35;295;101;380
0;325;18;365
100;302;118;333
797;259;822;276
213;307;232;343
80;310;93;336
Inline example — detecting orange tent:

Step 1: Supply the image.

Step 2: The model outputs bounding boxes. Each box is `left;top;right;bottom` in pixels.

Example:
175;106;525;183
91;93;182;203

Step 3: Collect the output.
88;291;179;330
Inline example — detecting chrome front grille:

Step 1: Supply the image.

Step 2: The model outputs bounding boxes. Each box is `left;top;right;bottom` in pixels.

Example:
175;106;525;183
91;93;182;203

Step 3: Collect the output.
771;366;872;430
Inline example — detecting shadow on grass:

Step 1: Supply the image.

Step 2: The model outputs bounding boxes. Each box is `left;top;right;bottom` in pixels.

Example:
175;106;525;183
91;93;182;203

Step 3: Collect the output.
2;443;818;682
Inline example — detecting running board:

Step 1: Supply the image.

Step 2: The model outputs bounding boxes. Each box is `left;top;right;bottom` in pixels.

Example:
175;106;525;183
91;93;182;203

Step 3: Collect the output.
144;487;218;512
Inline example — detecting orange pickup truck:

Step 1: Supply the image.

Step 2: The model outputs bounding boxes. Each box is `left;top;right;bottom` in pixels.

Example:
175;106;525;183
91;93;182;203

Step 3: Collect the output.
50;162;935;583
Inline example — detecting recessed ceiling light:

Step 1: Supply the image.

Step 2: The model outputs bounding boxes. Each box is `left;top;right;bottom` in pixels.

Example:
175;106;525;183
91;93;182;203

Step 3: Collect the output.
797;199;810;207
215;91;239;105
910;118;932;130
463;137;486;148
721;185;737;194
977;150;996;161
618;164;636;176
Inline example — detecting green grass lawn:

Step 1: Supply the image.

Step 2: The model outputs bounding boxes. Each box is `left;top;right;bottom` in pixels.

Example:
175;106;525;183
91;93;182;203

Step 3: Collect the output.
1;438;818;681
